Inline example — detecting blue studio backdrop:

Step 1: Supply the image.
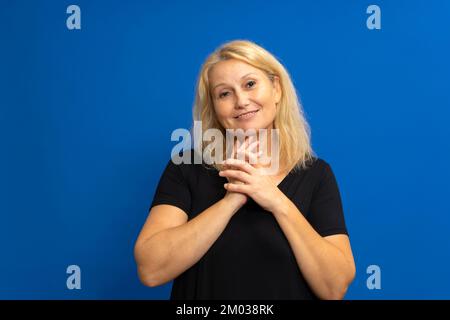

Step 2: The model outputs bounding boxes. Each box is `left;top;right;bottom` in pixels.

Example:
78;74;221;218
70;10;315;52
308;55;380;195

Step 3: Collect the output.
1;0;449;299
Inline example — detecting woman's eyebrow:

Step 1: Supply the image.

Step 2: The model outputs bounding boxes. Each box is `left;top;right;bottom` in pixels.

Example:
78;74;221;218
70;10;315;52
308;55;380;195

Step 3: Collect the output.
212;73;257;91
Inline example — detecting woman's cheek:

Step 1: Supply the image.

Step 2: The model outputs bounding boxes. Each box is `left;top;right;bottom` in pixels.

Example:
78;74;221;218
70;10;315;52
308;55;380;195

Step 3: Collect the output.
216;104;233;120
254;87;271;104
214;111;231;128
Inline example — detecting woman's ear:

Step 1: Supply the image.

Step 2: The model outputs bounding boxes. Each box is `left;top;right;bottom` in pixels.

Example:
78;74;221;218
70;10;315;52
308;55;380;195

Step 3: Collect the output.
272;75;282;105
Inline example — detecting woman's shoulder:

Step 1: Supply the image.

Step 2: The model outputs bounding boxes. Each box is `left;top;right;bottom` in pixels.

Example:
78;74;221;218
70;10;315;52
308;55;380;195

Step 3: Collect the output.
300;156;328;170
312;157;332;170
294;156;334;180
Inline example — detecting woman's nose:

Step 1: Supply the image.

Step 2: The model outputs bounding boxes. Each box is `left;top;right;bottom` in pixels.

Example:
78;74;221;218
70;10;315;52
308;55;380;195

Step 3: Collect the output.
235;90;250;109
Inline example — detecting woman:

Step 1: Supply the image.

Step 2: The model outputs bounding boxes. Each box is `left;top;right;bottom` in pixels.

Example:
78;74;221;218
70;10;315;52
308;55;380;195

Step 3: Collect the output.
134;40;356;300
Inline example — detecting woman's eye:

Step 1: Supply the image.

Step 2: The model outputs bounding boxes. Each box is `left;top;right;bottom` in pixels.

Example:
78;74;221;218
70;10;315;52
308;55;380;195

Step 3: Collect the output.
219;91;230;99
246;80;256;88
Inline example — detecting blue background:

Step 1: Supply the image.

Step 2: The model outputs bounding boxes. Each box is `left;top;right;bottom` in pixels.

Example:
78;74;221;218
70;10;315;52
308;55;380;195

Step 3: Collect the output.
1;0;449;299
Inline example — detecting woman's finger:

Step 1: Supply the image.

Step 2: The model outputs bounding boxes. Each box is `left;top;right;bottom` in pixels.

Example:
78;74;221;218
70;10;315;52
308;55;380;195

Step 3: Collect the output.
235;138;247;160
227;137;260;165
230;137;247;160
247;139;259;153
236;140;259;162
224;182;249;194
219;169;252;184
246;149;263;165
223;158;257;175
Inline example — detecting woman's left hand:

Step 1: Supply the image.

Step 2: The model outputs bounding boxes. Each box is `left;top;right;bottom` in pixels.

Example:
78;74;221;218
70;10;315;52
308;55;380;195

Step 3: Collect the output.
219;158;285;213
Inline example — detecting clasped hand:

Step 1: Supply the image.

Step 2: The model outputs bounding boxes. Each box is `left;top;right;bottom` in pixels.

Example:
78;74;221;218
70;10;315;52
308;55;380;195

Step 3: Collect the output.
219;138;284;213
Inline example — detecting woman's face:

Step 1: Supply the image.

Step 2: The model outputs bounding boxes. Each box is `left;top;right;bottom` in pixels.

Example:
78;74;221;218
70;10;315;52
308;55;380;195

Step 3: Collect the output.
209;59;281;131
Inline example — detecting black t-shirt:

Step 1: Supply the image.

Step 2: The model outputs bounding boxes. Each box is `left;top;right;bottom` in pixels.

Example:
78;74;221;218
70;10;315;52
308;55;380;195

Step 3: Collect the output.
150;151;348;300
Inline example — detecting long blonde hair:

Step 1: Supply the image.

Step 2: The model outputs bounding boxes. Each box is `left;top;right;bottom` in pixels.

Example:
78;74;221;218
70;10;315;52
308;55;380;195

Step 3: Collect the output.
192;40;315;172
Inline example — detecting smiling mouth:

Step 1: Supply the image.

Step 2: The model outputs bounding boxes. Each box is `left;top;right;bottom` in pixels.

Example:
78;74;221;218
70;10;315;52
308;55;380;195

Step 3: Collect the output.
234;109;260;120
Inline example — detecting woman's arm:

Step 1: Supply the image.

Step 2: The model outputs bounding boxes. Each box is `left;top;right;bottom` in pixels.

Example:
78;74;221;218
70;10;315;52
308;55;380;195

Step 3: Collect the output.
271;196;356;300
220;158;356;299
134;193;245;287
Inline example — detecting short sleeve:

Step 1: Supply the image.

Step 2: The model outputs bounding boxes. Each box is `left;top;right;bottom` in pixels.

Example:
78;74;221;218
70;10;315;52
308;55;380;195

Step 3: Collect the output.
150;159;192;216
307;161;348;237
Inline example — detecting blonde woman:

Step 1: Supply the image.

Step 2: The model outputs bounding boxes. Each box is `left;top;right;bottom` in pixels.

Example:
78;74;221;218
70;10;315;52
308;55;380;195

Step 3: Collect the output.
134;40;356;300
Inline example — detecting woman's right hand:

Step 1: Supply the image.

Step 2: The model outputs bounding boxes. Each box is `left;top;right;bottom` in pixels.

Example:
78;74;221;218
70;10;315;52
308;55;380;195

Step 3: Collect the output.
223;160;248;207
222;137;260;208
223;186;248;207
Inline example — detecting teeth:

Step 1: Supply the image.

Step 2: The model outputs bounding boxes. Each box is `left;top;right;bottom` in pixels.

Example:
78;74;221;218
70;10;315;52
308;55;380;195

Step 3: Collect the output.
237;110;258;118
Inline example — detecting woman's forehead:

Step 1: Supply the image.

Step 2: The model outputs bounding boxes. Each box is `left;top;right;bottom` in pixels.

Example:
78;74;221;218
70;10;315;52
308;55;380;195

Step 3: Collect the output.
209;60;264;84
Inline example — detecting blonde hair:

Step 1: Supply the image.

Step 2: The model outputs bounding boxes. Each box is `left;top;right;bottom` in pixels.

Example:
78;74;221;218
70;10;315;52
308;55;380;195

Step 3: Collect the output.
192;40;315;172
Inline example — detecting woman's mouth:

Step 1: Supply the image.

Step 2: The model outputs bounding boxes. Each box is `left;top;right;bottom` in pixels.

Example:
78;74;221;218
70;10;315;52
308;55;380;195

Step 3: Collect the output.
234;109;260;121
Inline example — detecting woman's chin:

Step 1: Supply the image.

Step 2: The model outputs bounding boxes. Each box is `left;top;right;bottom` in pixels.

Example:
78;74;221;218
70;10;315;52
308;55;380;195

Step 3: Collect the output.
234;124;270;132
